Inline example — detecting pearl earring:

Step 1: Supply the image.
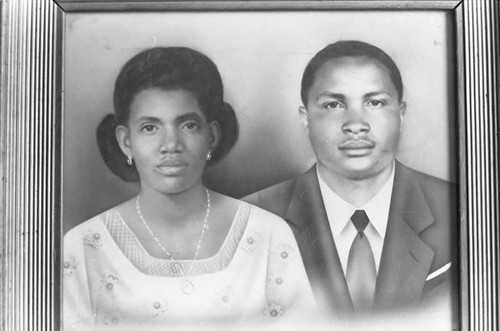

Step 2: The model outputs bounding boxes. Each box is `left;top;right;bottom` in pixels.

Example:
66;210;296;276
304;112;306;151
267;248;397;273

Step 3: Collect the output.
206;151;212;161
127;156;133;165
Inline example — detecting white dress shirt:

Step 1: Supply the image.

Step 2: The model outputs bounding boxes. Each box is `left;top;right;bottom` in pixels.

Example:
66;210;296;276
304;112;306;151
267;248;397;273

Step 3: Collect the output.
317;166;395;275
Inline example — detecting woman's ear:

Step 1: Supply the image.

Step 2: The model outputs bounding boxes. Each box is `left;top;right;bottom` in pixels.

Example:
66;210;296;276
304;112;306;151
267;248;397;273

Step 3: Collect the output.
208;121;221;151
116;125;132;159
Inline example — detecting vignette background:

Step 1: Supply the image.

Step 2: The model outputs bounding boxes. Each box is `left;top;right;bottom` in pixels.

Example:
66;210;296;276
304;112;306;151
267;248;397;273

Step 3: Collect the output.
63;11;456;232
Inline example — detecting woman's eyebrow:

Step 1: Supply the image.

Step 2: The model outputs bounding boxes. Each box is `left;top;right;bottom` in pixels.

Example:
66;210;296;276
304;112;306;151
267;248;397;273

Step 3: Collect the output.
176;112;204;123
134;116;161;124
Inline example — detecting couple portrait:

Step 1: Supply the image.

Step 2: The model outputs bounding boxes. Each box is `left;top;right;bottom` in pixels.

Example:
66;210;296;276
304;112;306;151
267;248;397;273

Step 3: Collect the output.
62;10;457;330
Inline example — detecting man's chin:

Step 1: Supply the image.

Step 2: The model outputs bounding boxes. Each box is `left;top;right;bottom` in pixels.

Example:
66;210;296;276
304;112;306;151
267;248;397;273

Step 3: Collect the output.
345;172;378;181
331;160;392;182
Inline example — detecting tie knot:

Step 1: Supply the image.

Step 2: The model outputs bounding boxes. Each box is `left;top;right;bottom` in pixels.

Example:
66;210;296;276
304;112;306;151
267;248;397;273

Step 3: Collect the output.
351;210;369;233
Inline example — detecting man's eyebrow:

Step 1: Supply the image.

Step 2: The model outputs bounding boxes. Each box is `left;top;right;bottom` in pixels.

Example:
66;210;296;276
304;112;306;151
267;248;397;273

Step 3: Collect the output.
364;91;391;98
316;92;346;101
176;112;204;124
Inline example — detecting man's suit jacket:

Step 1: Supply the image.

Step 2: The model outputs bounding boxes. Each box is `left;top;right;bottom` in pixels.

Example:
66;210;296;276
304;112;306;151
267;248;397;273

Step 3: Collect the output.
245;162;458;316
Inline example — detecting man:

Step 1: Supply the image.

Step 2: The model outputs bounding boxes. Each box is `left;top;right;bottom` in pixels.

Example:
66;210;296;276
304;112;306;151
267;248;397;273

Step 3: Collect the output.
245;40;457;317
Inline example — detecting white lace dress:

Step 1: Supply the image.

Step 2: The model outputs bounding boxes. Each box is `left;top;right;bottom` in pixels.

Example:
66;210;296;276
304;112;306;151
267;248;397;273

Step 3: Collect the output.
63;202;316;329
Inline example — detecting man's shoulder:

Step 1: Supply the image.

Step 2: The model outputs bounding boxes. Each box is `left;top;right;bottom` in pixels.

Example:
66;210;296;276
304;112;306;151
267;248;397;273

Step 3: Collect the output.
396;162;456;205
396;162;458;264
404;163;453;186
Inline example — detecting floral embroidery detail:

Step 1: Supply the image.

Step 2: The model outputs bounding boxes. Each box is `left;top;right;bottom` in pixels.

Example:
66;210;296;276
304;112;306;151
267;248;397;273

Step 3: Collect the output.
83;231;103;248
214;286;236;306
104;316;119;325
211;285;242;317
102;274;119;291
265;275;286;298
63;257;77;277
101;309;124;325
271;243;296;262
241;231;258;254
149;299;168;317
262;301;285;318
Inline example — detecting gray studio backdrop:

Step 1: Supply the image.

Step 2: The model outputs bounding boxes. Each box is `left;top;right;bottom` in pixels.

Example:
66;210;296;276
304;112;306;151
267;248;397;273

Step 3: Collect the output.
63;11;455;233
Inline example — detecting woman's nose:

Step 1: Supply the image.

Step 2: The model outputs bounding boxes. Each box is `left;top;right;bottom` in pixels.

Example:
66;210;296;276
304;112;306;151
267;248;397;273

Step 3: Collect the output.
159;129;182;154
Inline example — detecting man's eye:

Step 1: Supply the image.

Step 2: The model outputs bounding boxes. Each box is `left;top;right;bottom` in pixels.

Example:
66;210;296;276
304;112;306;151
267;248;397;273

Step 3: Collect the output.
324;101;344;110
367;100;384;108
141;125;157;133
182;122;200;131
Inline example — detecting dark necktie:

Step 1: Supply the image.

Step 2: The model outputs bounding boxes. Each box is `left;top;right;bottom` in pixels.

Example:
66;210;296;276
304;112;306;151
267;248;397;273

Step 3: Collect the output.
346;209;377;310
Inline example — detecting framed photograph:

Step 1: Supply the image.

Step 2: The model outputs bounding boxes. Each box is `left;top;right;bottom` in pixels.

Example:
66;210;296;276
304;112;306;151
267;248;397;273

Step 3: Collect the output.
0;0;498;330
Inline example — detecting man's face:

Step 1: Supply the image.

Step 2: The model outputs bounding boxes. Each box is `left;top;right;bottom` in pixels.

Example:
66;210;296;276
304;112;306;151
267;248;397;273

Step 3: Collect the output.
300;56;406;181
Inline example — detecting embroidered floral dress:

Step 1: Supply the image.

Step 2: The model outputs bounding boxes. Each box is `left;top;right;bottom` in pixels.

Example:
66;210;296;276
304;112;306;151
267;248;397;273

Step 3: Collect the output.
63;202;316;329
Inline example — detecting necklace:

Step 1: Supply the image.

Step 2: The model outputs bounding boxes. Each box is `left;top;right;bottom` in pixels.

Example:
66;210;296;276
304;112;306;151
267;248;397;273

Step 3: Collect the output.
135;188;210;294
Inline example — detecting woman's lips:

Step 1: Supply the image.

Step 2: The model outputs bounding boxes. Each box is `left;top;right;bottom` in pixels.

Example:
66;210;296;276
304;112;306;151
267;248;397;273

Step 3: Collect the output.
155;160;188;176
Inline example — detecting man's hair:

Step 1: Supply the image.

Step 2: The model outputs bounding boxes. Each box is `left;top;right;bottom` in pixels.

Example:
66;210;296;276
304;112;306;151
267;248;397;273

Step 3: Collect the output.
301;40;404;105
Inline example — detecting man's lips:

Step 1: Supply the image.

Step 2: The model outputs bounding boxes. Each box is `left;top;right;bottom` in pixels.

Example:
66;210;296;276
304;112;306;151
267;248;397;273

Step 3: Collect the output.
339;139;376;150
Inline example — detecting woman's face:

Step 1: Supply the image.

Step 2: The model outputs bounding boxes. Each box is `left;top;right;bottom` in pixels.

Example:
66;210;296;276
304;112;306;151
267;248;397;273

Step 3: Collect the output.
117;88;219;195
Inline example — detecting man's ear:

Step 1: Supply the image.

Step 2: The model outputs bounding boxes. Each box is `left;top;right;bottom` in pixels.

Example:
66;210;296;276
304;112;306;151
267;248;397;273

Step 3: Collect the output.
116;125;132;159
208;120;221;152
399;101;407;133
298;106;310;136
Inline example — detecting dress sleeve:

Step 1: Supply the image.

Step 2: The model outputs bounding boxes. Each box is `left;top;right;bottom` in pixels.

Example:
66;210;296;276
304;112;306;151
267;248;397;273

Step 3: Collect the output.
263;216;317;320
63;227;95;329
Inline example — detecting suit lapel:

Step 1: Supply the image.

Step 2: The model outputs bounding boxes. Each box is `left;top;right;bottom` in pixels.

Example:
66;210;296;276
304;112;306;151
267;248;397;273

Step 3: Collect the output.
284;166;354;312
374;163;435;308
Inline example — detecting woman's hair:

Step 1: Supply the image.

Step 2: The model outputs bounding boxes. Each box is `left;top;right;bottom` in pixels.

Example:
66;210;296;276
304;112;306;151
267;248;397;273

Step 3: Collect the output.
96;47;239;182
301;40;404;105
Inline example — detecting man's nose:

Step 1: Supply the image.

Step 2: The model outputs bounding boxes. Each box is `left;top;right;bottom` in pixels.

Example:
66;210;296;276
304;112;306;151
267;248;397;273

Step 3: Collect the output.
159;129;183;153
342;107;370;135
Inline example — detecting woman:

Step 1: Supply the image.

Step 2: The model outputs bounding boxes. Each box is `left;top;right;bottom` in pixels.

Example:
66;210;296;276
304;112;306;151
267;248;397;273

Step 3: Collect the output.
63;47;315;329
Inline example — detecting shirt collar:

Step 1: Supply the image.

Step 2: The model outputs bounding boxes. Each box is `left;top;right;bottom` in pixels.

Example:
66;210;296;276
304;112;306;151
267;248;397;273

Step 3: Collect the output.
363;168;394;238
317;170;354;236
317;164;395;239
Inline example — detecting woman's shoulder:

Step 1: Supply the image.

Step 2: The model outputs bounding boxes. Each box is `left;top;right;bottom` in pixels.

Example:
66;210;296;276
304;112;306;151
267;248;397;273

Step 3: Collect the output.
233;198;293;236
247;202;286;222
64;206;121;241
65;197;136;237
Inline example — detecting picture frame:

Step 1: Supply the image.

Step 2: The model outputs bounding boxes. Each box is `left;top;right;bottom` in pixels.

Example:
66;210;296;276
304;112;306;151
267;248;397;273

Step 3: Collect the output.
0;0;498;330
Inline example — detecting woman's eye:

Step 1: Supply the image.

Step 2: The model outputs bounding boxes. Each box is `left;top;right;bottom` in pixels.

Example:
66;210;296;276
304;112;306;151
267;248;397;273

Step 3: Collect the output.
367;100;384;108
141;124;157;133
324;101;344;110
182;122;200;131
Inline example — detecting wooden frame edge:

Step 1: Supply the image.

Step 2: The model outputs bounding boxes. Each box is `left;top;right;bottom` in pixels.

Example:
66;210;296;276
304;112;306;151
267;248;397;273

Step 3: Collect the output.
1;0;498;330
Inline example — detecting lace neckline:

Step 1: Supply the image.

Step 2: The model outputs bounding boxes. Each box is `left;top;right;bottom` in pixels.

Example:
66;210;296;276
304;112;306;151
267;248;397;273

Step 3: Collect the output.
103;202;251;277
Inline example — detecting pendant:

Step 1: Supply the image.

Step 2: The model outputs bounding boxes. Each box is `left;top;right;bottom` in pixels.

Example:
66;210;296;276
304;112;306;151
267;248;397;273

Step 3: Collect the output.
182;280;194;294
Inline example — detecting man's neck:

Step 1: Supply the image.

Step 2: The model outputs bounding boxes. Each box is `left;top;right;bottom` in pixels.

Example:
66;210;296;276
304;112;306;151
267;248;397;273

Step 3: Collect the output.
317;162;395;208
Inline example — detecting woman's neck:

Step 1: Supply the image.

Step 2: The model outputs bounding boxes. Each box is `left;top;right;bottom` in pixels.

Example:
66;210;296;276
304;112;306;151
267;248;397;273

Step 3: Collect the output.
137;184;209;229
